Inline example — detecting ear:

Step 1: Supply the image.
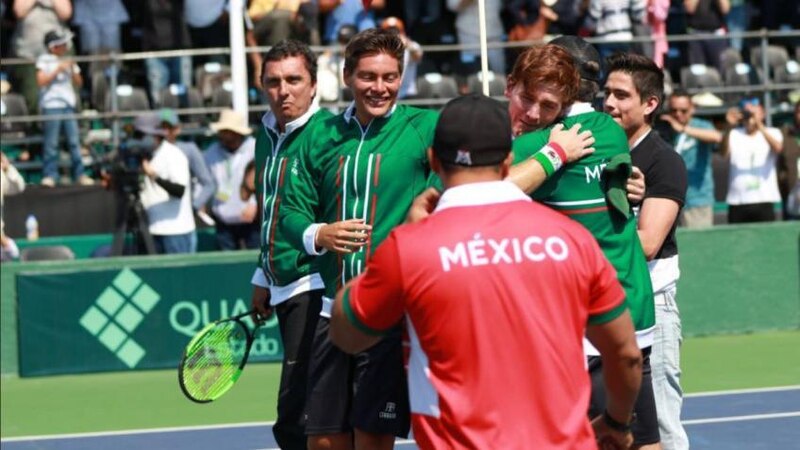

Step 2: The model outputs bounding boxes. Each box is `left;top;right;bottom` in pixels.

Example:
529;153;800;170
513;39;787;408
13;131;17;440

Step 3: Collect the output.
504;77;515;99
643;95;660;118
427;148;441;174
500;152;513;178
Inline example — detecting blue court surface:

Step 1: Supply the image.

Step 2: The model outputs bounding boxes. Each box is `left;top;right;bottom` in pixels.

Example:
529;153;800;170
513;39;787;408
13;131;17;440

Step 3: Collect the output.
2;386;798;450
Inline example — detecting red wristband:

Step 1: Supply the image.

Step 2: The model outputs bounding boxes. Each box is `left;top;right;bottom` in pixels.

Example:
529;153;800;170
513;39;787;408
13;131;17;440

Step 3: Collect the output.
547;142;567;164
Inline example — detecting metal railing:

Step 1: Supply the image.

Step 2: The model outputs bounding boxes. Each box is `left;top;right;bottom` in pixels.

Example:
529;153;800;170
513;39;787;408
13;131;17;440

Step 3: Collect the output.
1;29;798;143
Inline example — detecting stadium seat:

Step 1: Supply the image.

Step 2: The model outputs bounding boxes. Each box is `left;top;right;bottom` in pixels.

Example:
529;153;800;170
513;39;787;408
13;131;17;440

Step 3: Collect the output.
663;69;674;98
749;45;789;78
195;62;232;101
104;85;150;112
719;48;743;75
209;80;234;108
90;69;110;112
774;60;800;103
722;63;760;104
0;92;29;137
680;64;723;91
466;71;507;97
158;84;204;109
416;73;459;101
20;245;75;262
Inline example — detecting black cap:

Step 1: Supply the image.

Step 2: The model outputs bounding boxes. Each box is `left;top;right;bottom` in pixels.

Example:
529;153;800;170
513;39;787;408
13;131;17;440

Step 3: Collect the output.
433;94;512;167
549;35;601;82
43;30;72;48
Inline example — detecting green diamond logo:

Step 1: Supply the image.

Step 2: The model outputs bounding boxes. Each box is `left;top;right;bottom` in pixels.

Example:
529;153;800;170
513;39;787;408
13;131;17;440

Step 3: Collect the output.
80;268;160;368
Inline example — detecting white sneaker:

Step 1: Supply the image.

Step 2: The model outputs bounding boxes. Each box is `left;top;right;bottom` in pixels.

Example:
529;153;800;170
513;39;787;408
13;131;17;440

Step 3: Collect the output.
77;175;95;186
41;177;56;187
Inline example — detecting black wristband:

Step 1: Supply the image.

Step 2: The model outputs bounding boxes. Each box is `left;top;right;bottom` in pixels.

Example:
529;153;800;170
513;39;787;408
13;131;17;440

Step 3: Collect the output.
603;410;634;433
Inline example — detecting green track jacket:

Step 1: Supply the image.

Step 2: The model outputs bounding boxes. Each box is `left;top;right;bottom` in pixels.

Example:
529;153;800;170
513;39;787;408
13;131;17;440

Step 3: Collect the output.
280;104;439;313
253;106;333;304
512;104;655;347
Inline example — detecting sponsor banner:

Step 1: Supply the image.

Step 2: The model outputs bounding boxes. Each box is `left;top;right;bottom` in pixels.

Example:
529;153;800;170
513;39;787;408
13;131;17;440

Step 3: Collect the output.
17;264;282;377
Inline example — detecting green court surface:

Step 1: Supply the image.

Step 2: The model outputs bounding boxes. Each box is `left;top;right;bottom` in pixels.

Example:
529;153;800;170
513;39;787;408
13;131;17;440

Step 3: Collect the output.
2;330;799;438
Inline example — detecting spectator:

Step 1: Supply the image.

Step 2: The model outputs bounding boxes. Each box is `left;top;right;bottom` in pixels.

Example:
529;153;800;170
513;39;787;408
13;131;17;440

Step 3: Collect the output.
140;0;192;104
321;0;384;44
36;30;93;187
646;0;670;67
447;0;506;75
249;0;303;46
381;17;422;99
0;226;19;261
203;109;258;250
1;151;26;198
72;0;128;54
777;101;800;220
658;89;723;228
158;108;216;252
584;0;647;59
184;0;230;63
10;0;73;113
604;52;689;450
684;0;730;73
185;1;265;88
135;113;195;254
726;0;747;51
721;97;784;223
1;150;25;261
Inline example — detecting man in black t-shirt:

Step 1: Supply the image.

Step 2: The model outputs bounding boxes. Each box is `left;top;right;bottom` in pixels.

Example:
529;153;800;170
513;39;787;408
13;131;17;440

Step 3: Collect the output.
604;53;689;450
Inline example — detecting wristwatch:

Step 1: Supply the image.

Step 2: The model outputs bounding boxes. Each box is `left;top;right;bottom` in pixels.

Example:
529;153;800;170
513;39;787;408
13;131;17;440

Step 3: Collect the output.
603;410;635;433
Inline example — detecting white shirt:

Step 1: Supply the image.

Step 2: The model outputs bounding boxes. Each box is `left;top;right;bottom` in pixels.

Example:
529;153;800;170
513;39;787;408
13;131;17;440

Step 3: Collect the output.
184;0;228;28
204;136;256;224
140;140;195;235
446;0;503;42
726;127;783;205
36;54;79;109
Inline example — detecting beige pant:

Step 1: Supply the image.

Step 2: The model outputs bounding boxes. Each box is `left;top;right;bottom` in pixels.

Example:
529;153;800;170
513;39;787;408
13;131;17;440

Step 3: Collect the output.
679;205;713;229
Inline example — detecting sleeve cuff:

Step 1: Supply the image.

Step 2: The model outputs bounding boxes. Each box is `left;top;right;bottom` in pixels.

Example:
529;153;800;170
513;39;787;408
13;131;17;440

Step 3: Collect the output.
251;268;269;288
342;286;391;337
303;223;328;256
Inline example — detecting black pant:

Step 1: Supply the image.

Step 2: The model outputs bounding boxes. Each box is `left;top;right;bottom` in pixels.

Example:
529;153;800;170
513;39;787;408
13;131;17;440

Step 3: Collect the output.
272;289;323;450
728;202;776;224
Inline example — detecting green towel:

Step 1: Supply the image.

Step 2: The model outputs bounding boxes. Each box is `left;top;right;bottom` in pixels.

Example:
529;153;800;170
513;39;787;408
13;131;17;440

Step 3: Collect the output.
602;153;633;219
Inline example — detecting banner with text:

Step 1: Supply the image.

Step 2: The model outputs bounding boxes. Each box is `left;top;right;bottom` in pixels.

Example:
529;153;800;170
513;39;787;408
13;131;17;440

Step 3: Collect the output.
17;264;282;377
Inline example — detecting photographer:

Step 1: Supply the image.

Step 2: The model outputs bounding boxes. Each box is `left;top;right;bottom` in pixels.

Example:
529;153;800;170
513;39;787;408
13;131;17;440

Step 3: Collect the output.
134;113;195;254
721;97;784;223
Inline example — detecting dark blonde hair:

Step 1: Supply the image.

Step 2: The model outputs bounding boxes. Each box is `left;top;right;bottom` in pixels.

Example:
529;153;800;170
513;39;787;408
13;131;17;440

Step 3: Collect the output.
343;28;405;76
508;45;580;106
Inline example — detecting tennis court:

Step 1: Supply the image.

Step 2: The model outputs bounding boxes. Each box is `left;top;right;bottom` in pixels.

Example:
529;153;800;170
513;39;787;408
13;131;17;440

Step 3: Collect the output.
2;331;799;449
2;386;798;449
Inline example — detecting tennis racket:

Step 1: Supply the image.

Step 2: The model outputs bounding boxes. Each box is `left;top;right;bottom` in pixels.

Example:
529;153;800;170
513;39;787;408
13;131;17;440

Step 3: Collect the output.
178;310;263;403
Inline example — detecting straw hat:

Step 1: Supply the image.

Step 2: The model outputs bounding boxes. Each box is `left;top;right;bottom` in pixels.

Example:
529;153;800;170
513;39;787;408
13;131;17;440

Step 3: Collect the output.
210;109;252;136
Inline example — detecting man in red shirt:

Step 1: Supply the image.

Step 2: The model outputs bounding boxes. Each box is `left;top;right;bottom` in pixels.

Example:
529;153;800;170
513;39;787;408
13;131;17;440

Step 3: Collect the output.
330;94;643;450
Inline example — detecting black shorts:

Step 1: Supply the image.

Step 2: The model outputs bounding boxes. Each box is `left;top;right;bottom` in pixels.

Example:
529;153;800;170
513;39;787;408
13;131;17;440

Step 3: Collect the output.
305;317;410;437
588;347;660;446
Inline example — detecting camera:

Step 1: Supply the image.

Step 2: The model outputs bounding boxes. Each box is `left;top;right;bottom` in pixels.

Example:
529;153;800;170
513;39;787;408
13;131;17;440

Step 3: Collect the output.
108;134;156;197
742;109;752;121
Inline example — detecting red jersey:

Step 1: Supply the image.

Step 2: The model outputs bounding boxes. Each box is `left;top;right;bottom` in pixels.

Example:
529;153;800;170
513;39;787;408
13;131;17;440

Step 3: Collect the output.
343;181;625;450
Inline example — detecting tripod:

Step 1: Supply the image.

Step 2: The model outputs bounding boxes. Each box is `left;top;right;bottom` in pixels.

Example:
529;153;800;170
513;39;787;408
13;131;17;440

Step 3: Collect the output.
111;190;156;256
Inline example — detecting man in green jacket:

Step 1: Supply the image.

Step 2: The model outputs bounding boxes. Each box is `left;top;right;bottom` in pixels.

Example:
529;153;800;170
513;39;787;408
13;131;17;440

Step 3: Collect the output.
508;37;659;448
250;39;333;450
279;28;438;450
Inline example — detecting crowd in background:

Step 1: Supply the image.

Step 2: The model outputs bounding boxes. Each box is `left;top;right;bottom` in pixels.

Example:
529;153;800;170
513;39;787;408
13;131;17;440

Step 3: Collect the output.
0;0;799;260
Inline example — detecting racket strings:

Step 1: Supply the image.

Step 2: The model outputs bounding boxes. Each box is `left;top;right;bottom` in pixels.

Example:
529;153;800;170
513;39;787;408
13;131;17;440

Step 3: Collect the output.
181;323;247;401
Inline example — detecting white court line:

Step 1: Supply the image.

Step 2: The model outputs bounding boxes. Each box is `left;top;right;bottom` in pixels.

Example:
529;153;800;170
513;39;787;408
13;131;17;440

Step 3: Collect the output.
683;411;800;425
0;421;275;442
684;385;800;398
4;386;800;442
251;439;418;450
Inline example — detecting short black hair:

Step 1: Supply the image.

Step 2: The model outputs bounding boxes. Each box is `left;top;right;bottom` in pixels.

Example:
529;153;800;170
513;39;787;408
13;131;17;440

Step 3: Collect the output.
606;53;664;123
549;35;602;102
670;88;691;100
262;39;318;84
343;28;405;76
